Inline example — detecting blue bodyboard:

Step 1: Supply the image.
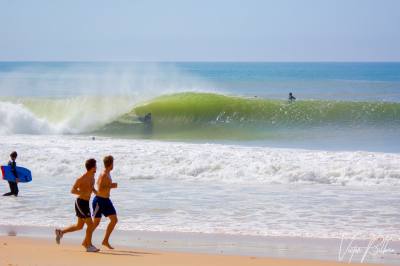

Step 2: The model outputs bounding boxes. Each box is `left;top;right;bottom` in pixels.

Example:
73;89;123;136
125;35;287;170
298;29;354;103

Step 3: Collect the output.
1;165;32;183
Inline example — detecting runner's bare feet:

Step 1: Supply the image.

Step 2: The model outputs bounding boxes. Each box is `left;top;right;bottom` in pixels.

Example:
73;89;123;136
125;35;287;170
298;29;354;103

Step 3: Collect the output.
102;241;114;249
55;229;63;244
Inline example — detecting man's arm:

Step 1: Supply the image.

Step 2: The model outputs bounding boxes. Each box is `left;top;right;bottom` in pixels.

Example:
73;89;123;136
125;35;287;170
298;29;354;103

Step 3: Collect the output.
71;179;80;195
107;175;118;189
92;180;98;195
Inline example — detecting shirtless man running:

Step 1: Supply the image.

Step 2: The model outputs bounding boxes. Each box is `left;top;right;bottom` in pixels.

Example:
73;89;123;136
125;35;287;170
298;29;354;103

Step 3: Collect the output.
92;155;118;249
55;158;99;252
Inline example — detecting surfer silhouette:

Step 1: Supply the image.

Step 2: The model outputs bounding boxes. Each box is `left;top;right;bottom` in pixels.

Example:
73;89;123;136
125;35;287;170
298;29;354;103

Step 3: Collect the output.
136;113;153;136
138;113;152;123
3;151;19;196
288;92;296;103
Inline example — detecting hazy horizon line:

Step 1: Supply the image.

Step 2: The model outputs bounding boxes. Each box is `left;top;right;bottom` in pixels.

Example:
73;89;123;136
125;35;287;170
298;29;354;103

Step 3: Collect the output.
1;60;399;63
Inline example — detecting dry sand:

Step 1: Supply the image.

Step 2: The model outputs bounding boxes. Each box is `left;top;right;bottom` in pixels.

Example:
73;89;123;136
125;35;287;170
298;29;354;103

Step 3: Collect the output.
0;236;380;266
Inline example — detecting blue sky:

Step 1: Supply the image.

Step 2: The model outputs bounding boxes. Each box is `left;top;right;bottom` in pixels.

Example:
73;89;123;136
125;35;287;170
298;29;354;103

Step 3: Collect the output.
0;0;399;61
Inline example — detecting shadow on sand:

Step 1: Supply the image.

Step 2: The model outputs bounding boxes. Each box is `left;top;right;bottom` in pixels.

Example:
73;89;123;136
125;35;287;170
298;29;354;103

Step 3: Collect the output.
96;249;159;257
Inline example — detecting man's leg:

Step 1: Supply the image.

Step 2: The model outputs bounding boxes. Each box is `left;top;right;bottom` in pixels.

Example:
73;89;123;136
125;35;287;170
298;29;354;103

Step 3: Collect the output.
61;218;85;235
55;218;85;244
93;217;101;231
102;215;118;249
82;217;95;248
3;181;14;196
11;182;18;196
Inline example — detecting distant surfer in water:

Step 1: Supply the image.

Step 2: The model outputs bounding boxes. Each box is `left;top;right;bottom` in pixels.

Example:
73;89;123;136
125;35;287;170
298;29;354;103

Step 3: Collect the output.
55;159;99;252
92;155;118;249
3;151;19;197
288;92;296;103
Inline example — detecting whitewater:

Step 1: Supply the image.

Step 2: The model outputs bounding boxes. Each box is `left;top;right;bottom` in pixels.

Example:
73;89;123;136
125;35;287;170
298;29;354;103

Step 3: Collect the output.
1;135;400;239
0;62;399;240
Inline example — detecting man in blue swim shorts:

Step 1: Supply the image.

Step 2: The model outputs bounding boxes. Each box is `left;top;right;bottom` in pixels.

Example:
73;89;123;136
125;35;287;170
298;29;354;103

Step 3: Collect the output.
92;155;118;249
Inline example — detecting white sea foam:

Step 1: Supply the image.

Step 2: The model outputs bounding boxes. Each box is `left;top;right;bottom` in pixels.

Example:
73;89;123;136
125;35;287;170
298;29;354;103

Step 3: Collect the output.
0;136;399;239
0;102;56;134
1;135;399;186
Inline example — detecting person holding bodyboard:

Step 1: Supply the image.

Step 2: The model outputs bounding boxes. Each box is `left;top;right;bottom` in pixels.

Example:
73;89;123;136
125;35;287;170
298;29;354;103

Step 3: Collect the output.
1;151;32;196
3;151;19;196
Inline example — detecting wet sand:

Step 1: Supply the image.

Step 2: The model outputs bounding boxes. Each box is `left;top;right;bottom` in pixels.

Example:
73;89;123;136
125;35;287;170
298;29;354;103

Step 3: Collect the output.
0;236;382;266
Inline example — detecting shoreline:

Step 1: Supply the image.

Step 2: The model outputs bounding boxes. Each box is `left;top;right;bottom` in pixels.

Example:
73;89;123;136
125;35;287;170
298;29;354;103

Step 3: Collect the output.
0;236;383;266
0;225;398;265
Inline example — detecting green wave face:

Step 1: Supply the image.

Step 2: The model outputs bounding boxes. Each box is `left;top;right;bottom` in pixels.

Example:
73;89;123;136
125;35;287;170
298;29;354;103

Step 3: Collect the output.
96;92;400;140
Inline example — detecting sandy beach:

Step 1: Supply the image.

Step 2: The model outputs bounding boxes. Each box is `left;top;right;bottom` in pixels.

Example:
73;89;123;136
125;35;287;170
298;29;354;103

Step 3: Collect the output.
0;236;382;266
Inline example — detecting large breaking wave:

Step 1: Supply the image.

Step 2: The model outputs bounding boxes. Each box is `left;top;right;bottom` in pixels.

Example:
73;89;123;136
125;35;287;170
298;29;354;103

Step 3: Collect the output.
128;92;400;125
1;92;400;138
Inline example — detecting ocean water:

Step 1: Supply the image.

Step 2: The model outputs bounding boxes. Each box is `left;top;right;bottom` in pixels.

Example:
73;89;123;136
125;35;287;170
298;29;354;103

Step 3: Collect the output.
0;62;399;240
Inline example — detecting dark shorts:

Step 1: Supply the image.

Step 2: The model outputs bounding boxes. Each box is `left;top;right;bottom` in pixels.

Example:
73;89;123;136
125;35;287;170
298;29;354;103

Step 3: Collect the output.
75;198;91;219
92;196;116;218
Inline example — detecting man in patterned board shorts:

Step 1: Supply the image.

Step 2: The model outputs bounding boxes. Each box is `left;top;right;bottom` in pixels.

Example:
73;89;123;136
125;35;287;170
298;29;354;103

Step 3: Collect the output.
54;159;99;252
